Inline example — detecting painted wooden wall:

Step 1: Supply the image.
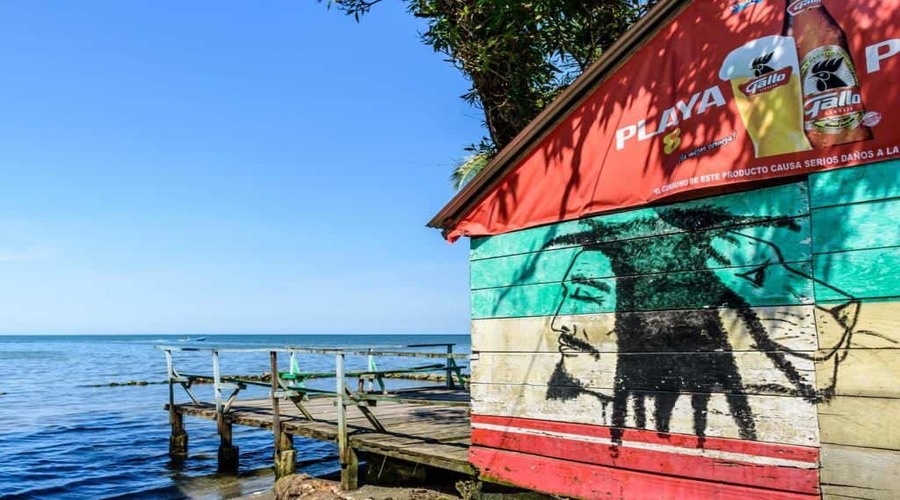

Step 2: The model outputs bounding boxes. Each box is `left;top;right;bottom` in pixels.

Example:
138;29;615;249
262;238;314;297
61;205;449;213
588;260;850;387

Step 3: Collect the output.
466;160;900;499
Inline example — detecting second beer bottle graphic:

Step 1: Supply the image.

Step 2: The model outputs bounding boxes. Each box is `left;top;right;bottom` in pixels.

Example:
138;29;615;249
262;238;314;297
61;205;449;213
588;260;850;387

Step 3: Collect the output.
783;0;872;147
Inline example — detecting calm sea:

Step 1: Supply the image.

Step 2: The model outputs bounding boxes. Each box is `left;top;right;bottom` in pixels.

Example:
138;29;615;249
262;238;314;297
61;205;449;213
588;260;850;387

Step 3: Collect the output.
0;334;470;499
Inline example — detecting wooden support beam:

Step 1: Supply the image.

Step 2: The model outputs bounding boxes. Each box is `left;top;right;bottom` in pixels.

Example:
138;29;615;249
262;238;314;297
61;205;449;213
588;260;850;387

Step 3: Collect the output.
336;353;359;490
271;351;296;479
288;396;315;420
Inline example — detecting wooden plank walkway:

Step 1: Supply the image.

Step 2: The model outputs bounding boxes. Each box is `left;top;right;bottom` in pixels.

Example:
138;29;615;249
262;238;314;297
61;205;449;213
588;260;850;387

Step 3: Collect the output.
169;386;475;475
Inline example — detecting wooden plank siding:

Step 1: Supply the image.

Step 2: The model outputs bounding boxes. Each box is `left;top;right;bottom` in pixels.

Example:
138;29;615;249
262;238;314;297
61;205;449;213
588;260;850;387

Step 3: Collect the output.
808;161;900;498
470;218;813;290
807;159;900;208
820;444;900;500
469;182;811;261
470;383;820;446
472;352;817;398
812;247;900;301
466;160;900;498
472;306;820;353
472;262;815;318
469;447;818;500
470;415;820;495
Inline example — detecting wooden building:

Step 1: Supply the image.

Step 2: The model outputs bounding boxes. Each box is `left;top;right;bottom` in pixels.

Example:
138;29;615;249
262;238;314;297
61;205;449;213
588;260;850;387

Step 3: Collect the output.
429;0;899;498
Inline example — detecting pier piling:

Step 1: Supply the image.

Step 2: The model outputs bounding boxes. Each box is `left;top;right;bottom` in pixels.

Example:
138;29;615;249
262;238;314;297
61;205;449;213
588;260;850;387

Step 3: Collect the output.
274;432;296;478
336;353;359;490
166;350;188;458
213;350;239;474
168;412;188;458
216;416;239;474
271;351;296;478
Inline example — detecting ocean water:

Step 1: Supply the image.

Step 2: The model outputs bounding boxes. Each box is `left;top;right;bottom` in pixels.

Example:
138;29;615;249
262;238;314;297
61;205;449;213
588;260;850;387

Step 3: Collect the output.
0;334;470;499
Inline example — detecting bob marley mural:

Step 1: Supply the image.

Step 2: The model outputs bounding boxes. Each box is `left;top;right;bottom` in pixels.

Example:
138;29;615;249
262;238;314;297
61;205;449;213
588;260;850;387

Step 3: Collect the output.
540;205;894;444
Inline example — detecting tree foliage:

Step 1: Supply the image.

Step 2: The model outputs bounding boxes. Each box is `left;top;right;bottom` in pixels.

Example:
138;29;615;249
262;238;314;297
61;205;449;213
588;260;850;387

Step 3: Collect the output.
325;0;659;187
450;138;496;190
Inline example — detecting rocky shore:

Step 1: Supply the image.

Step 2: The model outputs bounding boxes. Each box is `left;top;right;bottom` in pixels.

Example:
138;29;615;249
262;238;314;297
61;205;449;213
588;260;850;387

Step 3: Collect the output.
270;474;458;500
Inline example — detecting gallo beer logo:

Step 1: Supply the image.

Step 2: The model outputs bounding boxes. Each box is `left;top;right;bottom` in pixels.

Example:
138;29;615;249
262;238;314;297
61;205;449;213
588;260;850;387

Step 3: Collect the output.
806;89;864;121
787;0;822;15
739;66;793;96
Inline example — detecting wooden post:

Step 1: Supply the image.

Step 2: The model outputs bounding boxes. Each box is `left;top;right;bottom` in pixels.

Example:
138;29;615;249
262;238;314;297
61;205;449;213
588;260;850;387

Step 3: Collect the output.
271;350;296;478
169;411;188;458
446;344;455;388
366;349;375;392
212;349;222;415
213;350;239;474
166;349;188;458
336;353;358;490
217;416;239;474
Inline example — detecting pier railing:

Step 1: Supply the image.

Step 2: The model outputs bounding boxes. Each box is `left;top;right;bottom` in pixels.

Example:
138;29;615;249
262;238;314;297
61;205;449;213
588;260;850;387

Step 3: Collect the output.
156;344;470;485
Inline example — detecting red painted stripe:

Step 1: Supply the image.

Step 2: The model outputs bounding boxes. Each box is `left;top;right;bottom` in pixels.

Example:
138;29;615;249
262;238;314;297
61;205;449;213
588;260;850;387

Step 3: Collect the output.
471;414;819;462
470;447;820;500
472;427;819;494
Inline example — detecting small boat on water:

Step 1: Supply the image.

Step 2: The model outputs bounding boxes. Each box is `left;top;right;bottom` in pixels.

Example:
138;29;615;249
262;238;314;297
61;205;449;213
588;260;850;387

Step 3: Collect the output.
178;337;207;342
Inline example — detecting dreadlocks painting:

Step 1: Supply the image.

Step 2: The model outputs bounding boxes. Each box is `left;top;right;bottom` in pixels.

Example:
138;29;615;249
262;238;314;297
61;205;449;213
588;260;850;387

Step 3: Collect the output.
540;205;892;444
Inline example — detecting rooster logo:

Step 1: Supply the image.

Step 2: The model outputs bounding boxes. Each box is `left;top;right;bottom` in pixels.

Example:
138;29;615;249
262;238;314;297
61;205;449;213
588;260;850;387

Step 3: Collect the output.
752;52;775;77
811;57;847;91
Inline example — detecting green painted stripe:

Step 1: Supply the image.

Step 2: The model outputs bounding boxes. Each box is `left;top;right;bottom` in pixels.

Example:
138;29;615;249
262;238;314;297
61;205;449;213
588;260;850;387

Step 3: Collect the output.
813;247;900;301
812;198;900;254
472;262;814;319
472;246;586;291
808;159;900;209
470;181;809;261
471;217;812;289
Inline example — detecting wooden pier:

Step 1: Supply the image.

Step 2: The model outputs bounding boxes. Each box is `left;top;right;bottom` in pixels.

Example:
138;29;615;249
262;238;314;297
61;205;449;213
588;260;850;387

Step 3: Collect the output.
159;345;475;490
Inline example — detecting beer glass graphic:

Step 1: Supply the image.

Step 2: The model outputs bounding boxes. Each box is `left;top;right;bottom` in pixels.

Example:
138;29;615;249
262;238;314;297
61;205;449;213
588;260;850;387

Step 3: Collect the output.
720;35;812;157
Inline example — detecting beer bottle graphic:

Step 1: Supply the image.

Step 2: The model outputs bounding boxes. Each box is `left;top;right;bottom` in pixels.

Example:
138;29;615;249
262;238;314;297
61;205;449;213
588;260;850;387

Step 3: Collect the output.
784;0;872;147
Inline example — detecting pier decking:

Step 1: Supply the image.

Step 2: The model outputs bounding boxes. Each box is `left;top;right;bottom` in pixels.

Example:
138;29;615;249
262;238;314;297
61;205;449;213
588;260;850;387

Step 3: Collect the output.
159;345;475;489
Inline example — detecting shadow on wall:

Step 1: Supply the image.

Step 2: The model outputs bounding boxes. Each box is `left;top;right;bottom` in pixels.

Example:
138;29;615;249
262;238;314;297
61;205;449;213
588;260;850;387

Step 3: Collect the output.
540;203;896;445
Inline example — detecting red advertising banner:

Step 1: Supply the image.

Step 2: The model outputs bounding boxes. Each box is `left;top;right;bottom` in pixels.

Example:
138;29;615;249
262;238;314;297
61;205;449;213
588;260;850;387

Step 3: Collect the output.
446;0;900;241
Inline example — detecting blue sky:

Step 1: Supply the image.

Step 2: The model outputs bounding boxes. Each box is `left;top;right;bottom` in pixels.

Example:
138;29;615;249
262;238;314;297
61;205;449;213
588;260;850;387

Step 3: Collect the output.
0;1;482;334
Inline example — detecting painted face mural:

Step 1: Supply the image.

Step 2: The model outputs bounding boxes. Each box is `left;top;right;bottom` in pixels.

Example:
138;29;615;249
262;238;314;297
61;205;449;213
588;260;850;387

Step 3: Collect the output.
542;205;894;444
